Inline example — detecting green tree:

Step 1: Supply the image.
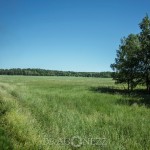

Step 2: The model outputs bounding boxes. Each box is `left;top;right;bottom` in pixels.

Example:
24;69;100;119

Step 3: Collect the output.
139;15;150;93
111;34;140;91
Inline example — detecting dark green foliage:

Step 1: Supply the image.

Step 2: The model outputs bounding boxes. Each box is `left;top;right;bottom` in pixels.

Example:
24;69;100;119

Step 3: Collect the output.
0;68;112;78
111;34;141;91
111;15;150;93
139;15;150;93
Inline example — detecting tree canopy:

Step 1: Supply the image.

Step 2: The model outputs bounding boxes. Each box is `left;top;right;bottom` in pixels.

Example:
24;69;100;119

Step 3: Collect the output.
0;68;112;78
111;15;150;93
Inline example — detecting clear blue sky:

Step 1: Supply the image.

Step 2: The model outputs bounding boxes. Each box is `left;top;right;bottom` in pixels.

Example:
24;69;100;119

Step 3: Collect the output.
0;0;150;72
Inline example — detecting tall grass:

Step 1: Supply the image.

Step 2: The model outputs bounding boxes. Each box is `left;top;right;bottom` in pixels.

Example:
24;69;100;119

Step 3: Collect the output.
0;76;150;150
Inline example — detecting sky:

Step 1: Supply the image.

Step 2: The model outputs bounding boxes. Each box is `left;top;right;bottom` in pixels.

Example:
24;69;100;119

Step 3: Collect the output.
0;0;150;72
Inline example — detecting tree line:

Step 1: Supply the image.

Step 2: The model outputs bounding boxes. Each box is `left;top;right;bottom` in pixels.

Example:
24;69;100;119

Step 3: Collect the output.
111;15;150;93
0;68;112;78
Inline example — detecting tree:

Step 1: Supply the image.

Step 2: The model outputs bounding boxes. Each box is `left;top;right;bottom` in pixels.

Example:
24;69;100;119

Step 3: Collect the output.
139;15;150;93
111;34;140;91
111;15;150;93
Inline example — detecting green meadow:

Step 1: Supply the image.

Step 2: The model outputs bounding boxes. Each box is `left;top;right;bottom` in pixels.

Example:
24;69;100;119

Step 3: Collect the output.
0;76;150;150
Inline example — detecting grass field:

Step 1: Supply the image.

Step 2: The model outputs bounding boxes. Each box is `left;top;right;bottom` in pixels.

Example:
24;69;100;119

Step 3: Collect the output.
0;76;150;150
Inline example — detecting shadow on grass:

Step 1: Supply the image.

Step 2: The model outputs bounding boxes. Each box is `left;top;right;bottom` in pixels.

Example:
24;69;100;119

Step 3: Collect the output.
90;86;150;108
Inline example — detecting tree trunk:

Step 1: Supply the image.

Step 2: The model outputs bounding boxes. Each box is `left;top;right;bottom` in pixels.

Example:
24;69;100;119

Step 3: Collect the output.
146;74;150;94
147;84;150;94
146;81;150;94
127;80;130;91
131;85;133;91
